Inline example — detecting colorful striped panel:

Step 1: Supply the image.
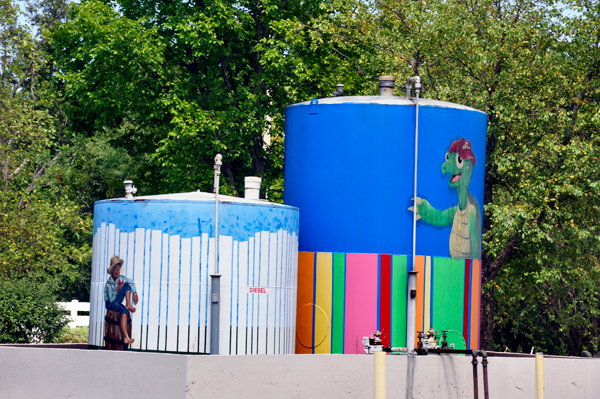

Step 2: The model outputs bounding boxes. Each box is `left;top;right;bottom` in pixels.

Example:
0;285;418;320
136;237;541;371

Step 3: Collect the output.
379;255;391;348
295;252;482;354
296;252;315;354
314;252;333;353
470;259;481;350
344;254;378;354
331;253;346;353
391;255;408;348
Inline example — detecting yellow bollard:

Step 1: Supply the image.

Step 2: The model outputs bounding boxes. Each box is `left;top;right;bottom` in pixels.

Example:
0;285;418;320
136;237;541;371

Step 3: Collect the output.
535;353;545;399
374;351;387;399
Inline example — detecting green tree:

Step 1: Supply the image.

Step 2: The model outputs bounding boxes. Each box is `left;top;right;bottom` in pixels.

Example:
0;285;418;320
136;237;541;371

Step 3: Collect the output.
343;0;600;354
37;0;600;355
1;0;92;293
50;0;366;201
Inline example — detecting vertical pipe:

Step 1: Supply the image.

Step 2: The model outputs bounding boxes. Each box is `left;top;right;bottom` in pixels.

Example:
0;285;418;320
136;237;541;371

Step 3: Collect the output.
374;351;387;399
411;89;419;273
405;351;416;399
213;154;222;276
471;350;479;399
210;275;221;354
210;154;222;355
481;351;489;399
535;353;545;399
408;77;421;356
406;271;418;350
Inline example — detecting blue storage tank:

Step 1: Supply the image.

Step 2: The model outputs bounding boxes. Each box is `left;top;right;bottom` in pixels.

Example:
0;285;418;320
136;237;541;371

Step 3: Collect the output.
284;95;487;258
286;92;489;354
89;191;299;354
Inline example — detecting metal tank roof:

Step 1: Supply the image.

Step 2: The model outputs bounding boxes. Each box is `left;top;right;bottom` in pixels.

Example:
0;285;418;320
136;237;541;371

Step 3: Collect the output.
96;191;297;210
287;95;486;114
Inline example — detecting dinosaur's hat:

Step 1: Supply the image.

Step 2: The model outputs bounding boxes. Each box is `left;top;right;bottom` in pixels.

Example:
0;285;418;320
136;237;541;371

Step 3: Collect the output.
449;138;476;165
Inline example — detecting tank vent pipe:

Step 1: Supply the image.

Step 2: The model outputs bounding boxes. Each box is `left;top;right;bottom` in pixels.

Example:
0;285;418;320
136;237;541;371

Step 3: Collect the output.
124;180;137;199
378;76;395;96
244;177;262;200
333;84;344;97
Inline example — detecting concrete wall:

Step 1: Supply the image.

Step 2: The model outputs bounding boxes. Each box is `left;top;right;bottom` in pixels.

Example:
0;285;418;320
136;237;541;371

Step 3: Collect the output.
1;347;599;399
0;346;187;399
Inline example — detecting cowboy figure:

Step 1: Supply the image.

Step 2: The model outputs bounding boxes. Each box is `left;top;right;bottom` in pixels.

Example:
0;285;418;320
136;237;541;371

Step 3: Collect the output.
104;256;138;345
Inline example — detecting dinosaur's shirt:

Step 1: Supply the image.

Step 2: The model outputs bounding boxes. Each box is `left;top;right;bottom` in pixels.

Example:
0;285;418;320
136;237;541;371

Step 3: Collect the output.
449;197;476;258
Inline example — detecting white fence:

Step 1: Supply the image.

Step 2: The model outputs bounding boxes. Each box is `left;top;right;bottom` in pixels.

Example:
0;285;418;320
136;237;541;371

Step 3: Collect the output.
58;300;90;328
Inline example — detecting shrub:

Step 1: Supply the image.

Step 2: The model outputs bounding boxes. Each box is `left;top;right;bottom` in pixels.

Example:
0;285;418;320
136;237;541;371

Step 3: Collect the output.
55;326;89;343
0;279;68;343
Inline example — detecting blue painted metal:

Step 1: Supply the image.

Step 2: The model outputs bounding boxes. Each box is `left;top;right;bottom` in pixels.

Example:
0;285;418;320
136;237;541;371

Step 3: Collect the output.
94;198;299;240
284;96;487;258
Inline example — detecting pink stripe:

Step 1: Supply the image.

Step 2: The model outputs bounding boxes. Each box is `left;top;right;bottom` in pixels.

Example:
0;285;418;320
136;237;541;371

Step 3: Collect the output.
344;253;378;354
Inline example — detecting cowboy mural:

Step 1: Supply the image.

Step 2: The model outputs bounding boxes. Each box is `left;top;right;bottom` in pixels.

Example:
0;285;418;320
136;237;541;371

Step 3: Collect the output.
409;138;482;259
105;256;138;345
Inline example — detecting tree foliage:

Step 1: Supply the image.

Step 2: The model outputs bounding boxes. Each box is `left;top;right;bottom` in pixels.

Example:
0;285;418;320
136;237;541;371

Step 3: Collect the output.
50;0;363;200
0;1;97;344
332;0;600;355
1;0;599;353
1;0;92;302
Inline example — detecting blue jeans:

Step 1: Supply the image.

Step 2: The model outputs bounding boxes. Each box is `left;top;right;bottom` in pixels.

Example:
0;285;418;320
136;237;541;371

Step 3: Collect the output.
105;283;132;316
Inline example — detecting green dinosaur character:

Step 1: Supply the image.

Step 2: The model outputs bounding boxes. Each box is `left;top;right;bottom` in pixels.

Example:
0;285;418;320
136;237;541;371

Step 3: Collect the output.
409;138;481;259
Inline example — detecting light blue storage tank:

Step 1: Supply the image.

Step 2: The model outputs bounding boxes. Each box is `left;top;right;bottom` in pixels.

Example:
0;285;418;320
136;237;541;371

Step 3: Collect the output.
89;191;299;354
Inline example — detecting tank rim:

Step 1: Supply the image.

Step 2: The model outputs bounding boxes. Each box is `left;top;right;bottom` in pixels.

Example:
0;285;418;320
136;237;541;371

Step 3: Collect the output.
94;191;298;211
286;95;486;114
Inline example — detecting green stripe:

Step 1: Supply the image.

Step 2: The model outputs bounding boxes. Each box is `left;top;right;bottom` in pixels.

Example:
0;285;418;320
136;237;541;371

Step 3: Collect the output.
432;257;466;334
391;255;408;347
331;253;345;354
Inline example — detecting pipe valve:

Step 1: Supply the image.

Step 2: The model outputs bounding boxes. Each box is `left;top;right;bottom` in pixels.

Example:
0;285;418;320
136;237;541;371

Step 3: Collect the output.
406;76;422;98
362;330;384;354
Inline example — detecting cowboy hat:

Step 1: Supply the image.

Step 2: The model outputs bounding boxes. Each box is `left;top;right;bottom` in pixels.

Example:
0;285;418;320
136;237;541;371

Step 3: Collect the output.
107;256;124;275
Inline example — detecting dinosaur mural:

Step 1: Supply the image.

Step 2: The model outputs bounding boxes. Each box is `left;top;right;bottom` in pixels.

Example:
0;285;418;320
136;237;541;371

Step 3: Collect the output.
409;138;482;259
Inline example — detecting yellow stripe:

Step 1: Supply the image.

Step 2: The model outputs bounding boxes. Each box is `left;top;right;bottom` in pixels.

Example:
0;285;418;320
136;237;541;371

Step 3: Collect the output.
424;256;431;331
314;252;332;353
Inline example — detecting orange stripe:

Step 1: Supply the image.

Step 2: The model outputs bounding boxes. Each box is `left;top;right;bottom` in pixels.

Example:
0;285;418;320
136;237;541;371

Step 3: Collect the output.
414;256;425;345
470;259;481;350
296;252;315;354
